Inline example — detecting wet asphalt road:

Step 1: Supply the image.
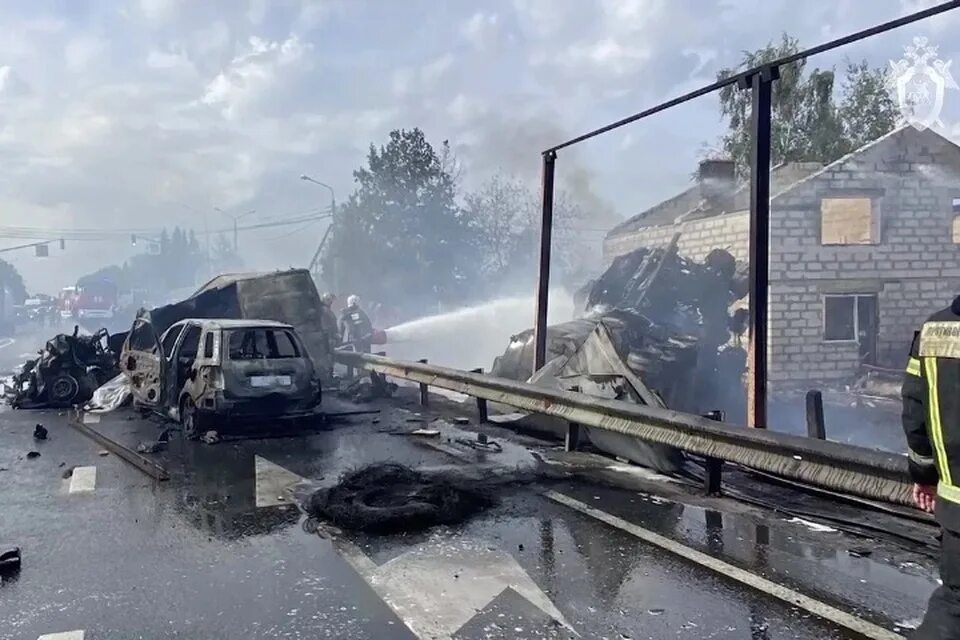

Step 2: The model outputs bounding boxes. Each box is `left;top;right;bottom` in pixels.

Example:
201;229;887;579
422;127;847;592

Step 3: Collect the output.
0;328;941;639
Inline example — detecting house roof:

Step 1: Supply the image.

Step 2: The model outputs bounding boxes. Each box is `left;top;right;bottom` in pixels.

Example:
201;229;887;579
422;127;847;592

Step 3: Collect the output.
607;125;960;239
608;162;823;237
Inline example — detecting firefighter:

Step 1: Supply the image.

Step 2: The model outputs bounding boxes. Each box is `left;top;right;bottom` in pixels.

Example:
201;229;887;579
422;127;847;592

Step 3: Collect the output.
319;293;340;350
903;295;960;639
339;294;373;354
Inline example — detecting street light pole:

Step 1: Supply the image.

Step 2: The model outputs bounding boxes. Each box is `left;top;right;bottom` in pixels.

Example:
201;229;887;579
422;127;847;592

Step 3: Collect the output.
299;174;338;290
214;207;256;253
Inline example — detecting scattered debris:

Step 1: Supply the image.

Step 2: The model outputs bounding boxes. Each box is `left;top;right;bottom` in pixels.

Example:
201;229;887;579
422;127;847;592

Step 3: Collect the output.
201;430;220;445
62;466;74;479
97;450;109;457
136;440;167;454
7;326;117;409
0;546;21;574
338;372;397;403
304;463;495;534
25;451;40;459
409;428;441;437
848;547;873;558
453;417;470;425
33;424;47;440
455;434;503;453
85;373;132;413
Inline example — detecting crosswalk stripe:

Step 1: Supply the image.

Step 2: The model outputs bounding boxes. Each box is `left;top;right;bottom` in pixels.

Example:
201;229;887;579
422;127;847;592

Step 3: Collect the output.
68;466;96;494
38;631;84;640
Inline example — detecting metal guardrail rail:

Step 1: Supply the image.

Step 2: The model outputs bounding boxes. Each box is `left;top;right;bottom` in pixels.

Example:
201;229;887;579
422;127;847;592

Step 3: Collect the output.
335;351;913;506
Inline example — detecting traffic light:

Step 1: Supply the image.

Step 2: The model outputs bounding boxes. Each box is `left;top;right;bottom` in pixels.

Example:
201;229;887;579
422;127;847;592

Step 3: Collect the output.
131;234;137;246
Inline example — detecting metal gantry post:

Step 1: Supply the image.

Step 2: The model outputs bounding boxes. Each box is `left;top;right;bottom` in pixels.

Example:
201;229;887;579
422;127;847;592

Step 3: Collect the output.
740;65;778;429
533;150;557;374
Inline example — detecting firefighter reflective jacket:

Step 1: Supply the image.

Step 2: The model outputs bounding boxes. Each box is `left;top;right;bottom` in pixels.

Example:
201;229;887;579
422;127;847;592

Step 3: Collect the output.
903;295;960;530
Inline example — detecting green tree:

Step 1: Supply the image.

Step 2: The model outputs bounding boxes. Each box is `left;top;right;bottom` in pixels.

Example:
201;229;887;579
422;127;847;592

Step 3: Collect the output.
465;173;595;292
322;128;481;313
0;258;28;303
716;34;900;176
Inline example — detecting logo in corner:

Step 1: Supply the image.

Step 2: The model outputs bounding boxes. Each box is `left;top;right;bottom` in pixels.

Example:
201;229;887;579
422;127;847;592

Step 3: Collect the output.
889;36;958;131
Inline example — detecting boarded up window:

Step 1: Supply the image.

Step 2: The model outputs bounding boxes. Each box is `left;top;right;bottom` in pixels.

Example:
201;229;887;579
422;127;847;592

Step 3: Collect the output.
820;197;876;245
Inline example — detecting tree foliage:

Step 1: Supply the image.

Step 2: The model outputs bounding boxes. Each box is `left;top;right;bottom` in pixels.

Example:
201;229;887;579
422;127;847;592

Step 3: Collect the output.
717;34;900;177
77;226;205;298
465;174;593;292
0;258;28;303
322;128;482;314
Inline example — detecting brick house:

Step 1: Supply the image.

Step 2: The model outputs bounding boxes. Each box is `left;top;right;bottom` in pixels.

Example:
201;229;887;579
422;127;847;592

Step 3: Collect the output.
604;126;960;386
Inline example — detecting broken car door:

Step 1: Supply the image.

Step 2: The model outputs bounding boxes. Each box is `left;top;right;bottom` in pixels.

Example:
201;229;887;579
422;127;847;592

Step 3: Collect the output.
120;316;169;407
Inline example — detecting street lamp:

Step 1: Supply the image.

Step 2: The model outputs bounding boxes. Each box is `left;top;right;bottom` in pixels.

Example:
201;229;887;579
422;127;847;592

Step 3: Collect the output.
299;174;338;290
214;207;256;252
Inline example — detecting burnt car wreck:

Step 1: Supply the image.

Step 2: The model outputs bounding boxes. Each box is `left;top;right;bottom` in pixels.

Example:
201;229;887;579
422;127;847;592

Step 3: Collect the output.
8;326;118;409
121;317;322;438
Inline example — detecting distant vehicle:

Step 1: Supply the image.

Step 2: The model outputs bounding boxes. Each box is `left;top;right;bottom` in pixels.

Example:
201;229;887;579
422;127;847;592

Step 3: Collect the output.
76;280;117;320
120;317;321;439
58;286;77;319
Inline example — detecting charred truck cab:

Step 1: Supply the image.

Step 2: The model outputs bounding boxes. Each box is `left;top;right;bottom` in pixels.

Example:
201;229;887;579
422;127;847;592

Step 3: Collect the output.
121;317;321;439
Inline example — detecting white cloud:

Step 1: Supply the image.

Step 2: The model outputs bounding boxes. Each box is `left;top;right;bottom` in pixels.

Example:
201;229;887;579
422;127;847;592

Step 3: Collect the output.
64;35;107;72
201;35;311;119
0;66;30;97
139;0;183;24
461;12;501;50
393;53;456;97
146;48;194;73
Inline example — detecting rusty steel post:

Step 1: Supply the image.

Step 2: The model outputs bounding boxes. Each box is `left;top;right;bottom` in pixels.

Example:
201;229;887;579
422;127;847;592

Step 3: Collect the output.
471;368;489;422
417;358;429;406
533;151;557;374
741;66;778;429
806;390;826;440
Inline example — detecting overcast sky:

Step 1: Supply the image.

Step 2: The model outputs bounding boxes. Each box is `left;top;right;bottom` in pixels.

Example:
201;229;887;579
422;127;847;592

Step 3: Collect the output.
1;0;958;293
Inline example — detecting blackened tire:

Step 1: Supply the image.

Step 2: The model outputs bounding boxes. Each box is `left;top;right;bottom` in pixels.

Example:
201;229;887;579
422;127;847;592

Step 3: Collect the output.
47;374;80;407
180;397;202;441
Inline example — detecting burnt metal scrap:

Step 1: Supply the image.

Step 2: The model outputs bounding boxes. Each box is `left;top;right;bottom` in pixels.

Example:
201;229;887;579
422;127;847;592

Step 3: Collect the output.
7;326;118;409
490;241;749;472
495;241;749;418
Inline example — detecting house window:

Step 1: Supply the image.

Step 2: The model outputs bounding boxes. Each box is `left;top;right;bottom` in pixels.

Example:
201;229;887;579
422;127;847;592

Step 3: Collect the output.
823;294;876;342
952;198;960;243
820;197;877;245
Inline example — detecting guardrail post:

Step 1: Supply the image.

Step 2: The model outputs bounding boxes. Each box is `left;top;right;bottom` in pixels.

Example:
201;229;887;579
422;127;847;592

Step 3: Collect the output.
703;410;724;496
565;422;581;452
417;359;429;406
806;390;826;440
470;368;489;423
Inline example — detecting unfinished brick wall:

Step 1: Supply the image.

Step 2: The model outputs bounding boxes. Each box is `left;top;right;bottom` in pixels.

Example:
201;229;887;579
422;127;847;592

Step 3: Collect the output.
604;127;960;387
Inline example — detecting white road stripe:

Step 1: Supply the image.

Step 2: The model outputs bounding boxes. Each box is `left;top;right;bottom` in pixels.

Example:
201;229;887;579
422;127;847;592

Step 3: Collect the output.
38;631;84;640
68;466;96;494
545;490;904;640
0;337;15;350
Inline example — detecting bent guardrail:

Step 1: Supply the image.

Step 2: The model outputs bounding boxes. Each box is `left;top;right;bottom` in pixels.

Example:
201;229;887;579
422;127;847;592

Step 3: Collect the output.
335;350;913;507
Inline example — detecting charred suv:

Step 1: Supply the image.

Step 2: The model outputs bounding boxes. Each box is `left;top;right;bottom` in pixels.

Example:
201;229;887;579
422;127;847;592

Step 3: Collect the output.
121;317;321;438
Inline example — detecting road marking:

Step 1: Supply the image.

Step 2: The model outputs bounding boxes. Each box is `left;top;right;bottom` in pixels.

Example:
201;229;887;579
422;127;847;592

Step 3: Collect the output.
254;455;306;507
0;337;15;350
38;631;84;640
68;466;96;494
321;526;573;640
545;490;904;640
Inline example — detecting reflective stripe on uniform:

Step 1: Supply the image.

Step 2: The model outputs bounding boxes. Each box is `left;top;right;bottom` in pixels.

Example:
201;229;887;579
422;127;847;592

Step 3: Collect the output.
939;481;960;505
906;357;921;377
909;447;937;468
925;358;952;486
